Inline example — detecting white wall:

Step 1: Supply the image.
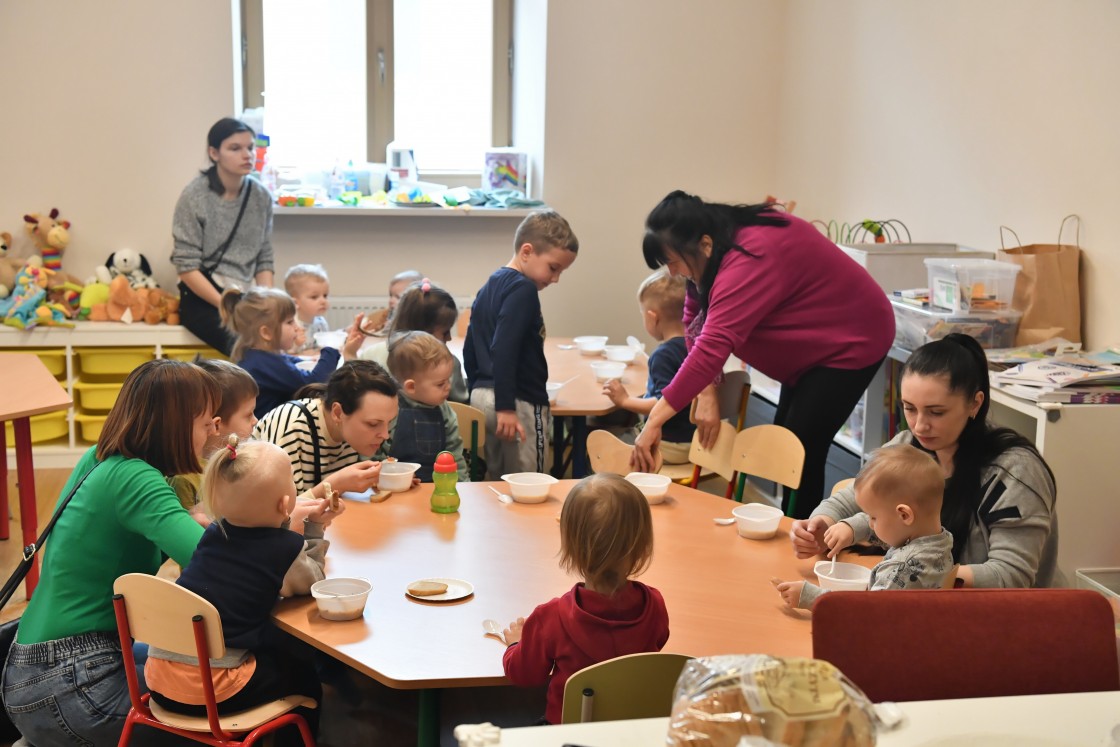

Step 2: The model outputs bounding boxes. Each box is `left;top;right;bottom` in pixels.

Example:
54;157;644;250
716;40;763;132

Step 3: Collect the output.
773;0;1120;348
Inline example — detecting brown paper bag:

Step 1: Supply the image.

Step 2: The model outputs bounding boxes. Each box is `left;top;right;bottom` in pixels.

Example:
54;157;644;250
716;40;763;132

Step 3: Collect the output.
997;215;1082;345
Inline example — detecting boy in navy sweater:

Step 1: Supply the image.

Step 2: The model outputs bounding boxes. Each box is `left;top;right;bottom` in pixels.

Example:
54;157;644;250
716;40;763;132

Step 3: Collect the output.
465;210;579;477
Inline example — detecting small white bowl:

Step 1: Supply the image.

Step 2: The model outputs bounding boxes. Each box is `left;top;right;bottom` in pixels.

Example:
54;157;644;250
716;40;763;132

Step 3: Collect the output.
500;472;559;503
313;330;347;350
590;361;626;382
624;472;671;504
731;503;784;539
311;577;372;621
573;336;608;355
379;461;421;491
814;560;872;591
546;382;563;403
602;345;637;364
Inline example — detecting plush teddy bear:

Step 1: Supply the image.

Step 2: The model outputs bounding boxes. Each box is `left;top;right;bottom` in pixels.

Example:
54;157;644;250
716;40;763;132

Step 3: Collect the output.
0;231;22;299
143;288;181;325
93;249;158;290
88;275;148;324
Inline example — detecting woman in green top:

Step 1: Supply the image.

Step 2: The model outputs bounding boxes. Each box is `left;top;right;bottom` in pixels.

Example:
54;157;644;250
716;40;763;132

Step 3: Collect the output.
2;359;219;746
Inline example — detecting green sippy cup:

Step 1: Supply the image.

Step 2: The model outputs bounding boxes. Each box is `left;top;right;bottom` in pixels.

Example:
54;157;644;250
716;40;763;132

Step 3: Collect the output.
430;451;461;514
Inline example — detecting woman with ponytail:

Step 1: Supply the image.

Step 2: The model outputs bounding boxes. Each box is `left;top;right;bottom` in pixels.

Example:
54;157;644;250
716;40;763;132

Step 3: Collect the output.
791;333;1059;588
172;117;275;355
633;190;895;518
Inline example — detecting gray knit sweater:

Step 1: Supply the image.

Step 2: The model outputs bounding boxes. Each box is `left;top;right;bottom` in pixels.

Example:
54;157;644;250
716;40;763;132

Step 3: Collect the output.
812;430;1060;588
171;174;274;284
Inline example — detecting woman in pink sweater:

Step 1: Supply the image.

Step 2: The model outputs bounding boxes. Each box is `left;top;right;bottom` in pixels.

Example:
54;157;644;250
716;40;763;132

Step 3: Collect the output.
632;191;894;518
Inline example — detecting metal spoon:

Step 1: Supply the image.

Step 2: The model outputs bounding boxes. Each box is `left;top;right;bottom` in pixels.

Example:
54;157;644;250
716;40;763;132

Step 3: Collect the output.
713;517;735;526
483;619;505;642
487;485;513;504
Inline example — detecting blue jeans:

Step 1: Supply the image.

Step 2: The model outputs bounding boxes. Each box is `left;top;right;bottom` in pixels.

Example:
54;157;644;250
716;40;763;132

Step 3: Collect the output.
2;632;130;746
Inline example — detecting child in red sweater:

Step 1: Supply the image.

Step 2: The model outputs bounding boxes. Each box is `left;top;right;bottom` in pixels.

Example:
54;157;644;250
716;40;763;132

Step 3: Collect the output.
501;473;670;724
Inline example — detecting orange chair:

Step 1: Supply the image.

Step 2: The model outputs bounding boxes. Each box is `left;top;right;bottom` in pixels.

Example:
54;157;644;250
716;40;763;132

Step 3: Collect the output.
812;589;1120;703
113;573;317;746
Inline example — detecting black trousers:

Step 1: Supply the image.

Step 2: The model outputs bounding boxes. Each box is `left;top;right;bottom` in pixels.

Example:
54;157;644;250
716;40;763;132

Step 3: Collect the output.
774;357;885;519
178;279;234;357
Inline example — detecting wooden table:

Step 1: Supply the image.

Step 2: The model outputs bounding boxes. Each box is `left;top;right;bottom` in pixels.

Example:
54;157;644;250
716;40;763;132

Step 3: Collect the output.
448;336;648;478
0;353;73;595
498;691;1120;745
272;480;870;744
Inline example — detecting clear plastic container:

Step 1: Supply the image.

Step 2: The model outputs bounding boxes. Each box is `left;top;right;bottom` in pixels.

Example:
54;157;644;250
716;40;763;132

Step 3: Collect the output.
925;258;1020;313
891;299;1022;351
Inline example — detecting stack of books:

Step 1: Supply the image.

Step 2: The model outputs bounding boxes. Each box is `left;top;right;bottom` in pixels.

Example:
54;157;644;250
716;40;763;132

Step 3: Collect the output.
994;355;1120;403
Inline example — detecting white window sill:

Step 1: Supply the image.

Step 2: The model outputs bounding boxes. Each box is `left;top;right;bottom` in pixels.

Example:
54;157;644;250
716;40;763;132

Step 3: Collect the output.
274;204;535;217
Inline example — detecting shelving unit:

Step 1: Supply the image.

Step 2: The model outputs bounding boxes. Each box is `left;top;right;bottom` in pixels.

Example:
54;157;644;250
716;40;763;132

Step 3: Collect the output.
1;323;218;468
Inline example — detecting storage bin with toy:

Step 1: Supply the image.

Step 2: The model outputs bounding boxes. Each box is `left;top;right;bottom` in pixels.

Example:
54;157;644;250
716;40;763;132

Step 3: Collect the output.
924;258;1020;314
891;298;1022;351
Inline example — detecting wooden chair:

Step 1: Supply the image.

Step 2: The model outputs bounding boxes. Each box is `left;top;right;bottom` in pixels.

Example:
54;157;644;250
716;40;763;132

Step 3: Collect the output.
112;573;317;746
812;589;1120;703
662;370;752;487
448;401;486;481
456;307;471;338
728;425;804;510
560;652;692;724
829;477;854;497
587;429;645;475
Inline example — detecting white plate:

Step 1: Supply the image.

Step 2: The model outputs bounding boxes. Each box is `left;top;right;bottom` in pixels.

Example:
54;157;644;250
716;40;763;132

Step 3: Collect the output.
406;577;474;602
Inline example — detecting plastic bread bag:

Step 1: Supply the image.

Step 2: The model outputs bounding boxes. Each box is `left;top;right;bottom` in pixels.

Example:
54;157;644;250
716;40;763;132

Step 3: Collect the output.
666;654;877;747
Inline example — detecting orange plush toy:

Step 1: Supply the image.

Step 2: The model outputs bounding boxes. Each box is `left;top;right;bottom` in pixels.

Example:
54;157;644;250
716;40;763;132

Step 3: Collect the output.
143;288;181;325
89;275;148;323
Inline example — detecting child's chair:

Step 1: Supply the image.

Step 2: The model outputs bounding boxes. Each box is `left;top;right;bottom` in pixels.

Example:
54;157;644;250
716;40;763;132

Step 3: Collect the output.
448;401;487;481
661;370;751;488
728;425;804;511
829;477;854;497
586;429;642;475
560;652;693;724
112;573;317;747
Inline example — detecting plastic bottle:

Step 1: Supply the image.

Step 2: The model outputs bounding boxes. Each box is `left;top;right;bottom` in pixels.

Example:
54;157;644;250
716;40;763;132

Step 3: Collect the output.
431;451;460;514
327;162;345;201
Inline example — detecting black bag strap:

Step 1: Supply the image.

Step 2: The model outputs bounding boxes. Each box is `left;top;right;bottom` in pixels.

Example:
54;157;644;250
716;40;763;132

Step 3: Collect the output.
202;182;252;275
0;460;101;610
288;399;323;487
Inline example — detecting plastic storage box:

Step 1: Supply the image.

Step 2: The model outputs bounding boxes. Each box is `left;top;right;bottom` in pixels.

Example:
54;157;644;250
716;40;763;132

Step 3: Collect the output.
4;410;68;444
925;258;1020;313
1075;569;1120;628
74;347;154;378
162;346;226;362
0;348;67;379
74;412;107;443
891;299;1022;351
73;380;123;411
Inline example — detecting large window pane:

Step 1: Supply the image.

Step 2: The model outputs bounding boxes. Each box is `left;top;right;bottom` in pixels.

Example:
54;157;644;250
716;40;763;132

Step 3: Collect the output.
262;0;367;166
394;0;493;171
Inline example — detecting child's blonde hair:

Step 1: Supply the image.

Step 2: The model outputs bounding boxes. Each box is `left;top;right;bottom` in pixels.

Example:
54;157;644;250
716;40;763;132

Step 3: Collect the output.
637;268;686;320
514;209;579;254
199;435;267;524
855;445;944;514
194;358;258;423
389;279;458;338
283;264;330;295
219;287;296;361
560;473;654;596
386;330;455;383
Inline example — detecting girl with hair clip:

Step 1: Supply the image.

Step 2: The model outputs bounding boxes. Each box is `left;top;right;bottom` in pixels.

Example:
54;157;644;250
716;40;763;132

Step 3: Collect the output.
220;286;364;418
501;473;670;724
145;435;338;741
360;277;469;403
791;333;1060;588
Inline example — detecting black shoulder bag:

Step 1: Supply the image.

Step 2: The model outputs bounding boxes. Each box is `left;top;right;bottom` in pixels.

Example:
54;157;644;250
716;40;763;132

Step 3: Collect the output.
0;460;101;738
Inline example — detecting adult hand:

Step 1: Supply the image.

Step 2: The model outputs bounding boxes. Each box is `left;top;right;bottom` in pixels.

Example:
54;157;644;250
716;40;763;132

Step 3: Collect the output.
330;460;382;493
631;422;662;472
692;386;721;449
602;379;627;407
496;410;525;442
342;313;365;361
502;617;525;646
822;522;854;558
789;515;835;559
770;578;804;608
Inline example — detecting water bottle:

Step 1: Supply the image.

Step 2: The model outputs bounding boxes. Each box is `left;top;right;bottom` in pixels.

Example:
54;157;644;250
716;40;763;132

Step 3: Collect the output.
431;451;460;514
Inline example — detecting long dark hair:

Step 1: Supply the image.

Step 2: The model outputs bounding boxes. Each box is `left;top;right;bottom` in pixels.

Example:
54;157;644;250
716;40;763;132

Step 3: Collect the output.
203;117;255;194
902;333;1055;560
294;360;399;413
642;190;788;312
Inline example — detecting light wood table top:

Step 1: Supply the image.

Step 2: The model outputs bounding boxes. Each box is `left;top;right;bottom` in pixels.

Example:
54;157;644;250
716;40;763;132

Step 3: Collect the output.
0;353;72;420
272;480;871;690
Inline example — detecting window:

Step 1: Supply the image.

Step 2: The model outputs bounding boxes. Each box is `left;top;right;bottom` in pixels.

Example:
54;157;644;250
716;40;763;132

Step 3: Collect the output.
240;0;511;174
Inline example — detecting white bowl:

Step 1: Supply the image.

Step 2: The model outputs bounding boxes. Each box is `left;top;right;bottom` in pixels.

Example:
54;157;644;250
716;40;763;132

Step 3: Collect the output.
590;361;626;382
624;472;671;504
602;345;637;364
814;560;872;591
573;336;608;355
379;461;421;491
500;472;559;503
731;503;784;539
313;330;347;350
546;382;563;403
311;577;372;621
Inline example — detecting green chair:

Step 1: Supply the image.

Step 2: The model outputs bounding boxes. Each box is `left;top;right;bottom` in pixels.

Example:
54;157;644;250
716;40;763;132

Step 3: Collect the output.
448;401;486;481
560;652;693;724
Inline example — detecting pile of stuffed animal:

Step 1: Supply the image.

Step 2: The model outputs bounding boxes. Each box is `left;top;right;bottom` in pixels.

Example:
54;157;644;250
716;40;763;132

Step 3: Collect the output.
0;208;179;330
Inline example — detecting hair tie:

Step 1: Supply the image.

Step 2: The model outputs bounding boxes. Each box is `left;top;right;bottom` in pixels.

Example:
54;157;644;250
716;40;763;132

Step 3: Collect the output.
226;433;239;459
421;277;431;294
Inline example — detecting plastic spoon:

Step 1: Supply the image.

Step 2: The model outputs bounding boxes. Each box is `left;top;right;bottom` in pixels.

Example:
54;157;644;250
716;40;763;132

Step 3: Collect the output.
830;553;838;575
713;517;735;526
487;485;513;504
626;335;648;357
554;375;579;389
483;619;505;642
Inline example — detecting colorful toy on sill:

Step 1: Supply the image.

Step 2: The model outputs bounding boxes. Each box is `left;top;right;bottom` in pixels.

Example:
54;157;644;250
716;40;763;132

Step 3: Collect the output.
0;261;73;330
338;190;362;206
23;208;70;271
78;281;110;320
392;187;434;206
0;231;23;299
88;274;148;324
92;249;158;290
143;287;180;325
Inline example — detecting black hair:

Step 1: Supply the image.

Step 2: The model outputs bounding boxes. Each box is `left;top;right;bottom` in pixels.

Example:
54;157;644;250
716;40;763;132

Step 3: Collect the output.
202;117;255;195
642;190;788;312
902;333;1056;561
294;360;399;413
